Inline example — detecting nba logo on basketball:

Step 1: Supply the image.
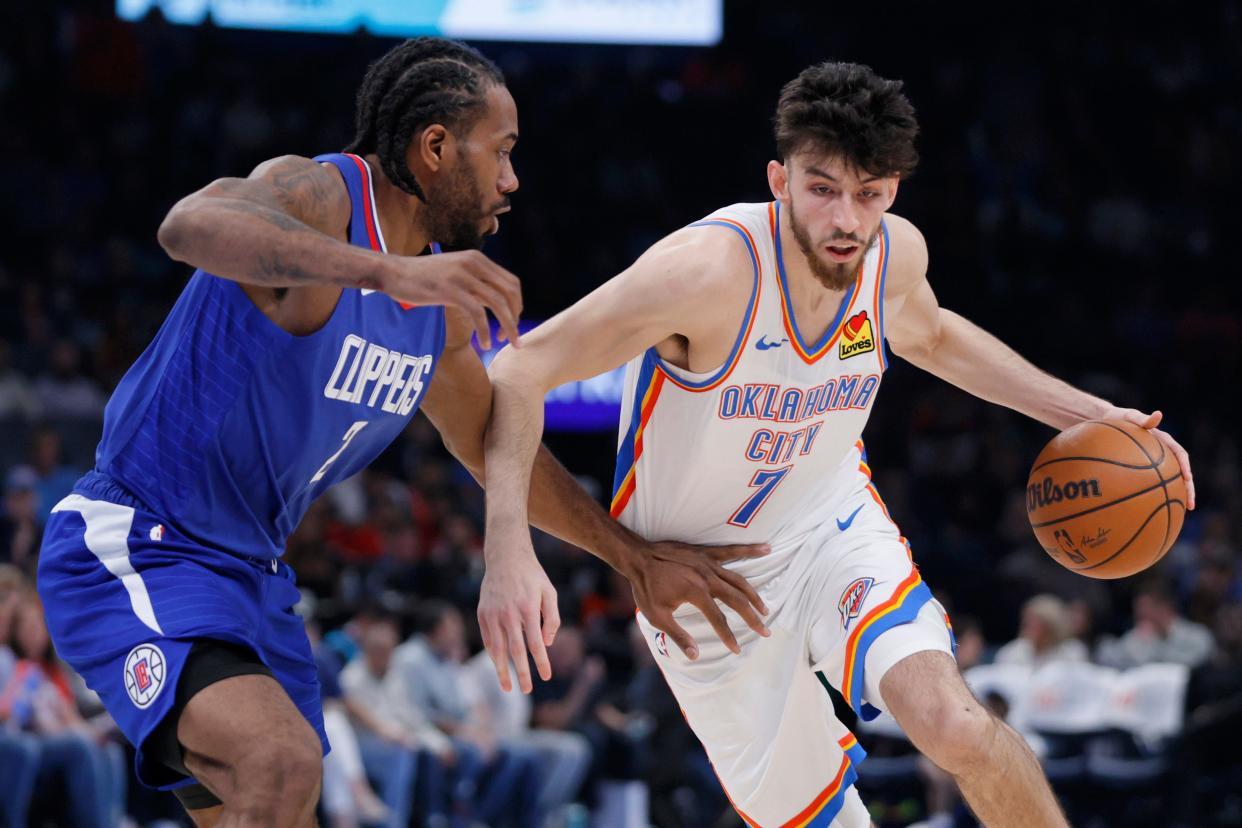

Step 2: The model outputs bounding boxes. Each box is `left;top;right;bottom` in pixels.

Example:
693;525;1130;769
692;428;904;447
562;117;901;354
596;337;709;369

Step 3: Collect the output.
838;577;876;629
839;311;876;359
124;643;166;709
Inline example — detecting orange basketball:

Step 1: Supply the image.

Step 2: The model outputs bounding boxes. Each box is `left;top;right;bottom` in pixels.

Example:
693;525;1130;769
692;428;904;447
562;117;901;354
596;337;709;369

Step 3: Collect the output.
1026;419;1187;579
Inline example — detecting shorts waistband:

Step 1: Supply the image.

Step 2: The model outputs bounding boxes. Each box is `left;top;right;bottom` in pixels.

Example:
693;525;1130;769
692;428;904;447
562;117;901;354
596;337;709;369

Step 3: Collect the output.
69;472;281;571
73;470;152;512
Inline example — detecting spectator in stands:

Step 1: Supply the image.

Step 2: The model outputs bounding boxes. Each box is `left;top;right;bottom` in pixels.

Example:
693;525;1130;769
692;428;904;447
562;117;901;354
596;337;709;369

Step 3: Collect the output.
950;615;987;671
0;565;40;828
995;594;1088;669
391;600;537;828
31;340;105;422
462;646;593;824
1174;604;1242;826
302;599;389;828
340;612;441;828
602;624;727;828
532;624;648;809
1097;579;1215;669
0;466;42;575
0;340;41;422
0;595;125;826
27;425;80;526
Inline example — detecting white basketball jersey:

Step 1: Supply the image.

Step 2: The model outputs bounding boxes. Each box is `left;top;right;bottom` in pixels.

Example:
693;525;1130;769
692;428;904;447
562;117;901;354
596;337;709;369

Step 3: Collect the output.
611;201;891;554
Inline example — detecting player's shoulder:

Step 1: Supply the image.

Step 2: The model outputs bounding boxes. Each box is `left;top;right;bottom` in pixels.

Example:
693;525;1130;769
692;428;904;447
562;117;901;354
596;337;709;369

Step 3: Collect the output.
882;211;926;251
248;154;352;237
881;211;928;286
640;219;755;307
638;203;766;296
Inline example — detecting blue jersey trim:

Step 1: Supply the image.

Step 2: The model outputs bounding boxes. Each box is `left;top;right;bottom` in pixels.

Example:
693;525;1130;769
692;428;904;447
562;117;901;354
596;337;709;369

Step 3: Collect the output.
877;218;891;371
649;219;760;390
611;350;660;500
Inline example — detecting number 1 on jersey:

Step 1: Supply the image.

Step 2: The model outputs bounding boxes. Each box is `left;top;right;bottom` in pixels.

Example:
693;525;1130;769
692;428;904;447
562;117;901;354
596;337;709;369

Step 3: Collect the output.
310;421;369;484
728;466;792;527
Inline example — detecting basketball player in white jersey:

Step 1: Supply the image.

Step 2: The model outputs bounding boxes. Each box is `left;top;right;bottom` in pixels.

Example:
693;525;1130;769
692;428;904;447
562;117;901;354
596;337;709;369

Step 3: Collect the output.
478;62;1194;827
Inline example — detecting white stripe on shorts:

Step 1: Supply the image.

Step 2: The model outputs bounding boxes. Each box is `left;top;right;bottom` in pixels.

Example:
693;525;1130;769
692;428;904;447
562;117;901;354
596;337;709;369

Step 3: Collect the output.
52;494;164;635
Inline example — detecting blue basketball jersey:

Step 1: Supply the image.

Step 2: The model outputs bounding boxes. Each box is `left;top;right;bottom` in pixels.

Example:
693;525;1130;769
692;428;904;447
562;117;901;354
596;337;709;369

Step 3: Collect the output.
94;153;446;559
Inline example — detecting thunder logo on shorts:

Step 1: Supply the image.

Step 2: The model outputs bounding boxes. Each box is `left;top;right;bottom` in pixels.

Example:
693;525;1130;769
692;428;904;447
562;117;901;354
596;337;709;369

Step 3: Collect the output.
838;577;876;630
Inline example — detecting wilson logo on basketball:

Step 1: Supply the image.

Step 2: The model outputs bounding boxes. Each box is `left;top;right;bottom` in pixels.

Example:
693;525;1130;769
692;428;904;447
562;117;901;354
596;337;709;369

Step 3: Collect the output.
839;311;876;360
1026;477;1102;513
838;576;875;629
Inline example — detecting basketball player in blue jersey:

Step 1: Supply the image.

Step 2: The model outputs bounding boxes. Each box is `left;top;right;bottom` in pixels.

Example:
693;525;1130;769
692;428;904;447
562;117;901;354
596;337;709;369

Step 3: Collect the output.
35;38;767;827
480;63;1195;827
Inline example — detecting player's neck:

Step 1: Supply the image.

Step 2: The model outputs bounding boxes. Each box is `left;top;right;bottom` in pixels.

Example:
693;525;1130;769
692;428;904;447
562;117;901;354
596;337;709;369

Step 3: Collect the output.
364;154;435;256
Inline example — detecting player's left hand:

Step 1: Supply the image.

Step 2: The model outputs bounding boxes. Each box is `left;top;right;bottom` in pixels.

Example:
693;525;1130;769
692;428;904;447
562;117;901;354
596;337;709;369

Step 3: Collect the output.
1103;408;1196;510
477;538;560;695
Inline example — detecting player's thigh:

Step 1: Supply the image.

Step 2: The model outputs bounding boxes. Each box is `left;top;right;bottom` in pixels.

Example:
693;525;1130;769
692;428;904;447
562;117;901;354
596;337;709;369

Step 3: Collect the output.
178;672;323;802
636;612;868;828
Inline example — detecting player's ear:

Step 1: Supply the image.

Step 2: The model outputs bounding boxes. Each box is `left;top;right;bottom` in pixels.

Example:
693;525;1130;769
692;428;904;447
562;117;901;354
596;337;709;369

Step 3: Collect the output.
767;160;789;201
885;177;900;208
414;124;450;173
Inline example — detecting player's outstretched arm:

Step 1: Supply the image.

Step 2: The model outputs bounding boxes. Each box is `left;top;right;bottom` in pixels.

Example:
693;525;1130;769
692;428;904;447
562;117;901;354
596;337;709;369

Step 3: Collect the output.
478;228;772;691
883;214;1194;508
157;155;522;348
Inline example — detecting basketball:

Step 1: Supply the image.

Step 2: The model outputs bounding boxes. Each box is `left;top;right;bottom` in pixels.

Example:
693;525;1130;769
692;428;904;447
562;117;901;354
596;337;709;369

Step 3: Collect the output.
1026;419;1187;579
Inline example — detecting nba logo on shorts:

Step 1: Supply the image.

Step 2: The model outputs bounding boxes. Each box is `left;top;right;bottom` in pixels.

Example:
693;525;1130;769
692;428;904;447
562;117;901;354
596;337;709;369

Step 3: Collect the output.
838;577;876;630
654;631;669;657
124;643;166;709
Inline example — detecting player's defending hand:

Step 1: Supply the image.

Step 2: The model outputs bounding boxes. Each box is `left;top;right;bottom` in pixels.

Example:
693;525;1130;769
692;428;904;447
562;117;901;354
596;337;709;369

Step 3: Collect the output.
478;538;559;695
626;539;771;660
383;251;523;350
1101;407;1196;509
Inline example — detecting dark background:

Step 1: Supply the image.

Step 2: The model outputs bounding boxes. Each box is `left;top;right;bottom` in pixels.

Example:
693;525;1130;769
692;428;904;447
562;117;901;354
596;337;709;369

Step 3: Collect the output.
1;2;1239;826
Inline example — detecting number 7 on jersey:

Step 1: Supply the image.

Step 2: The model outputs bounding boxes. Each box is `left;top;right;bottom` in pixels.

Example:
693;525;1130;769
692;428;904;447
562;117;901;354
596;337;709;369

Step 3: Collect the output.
728;466;793;527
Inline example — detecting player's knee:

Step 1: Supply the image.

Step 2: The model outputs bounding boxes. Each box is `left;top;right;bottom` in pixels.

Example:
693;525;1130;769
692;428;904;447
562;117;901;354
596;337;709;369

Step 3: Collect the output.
911;694;998;776
230;728;322;814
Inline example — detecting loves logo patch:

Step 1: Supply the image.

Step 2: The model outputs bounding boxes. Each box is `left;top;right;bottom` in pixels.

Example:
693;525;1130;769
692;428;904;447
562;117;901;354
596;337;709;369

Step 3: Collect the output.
839;311;876;360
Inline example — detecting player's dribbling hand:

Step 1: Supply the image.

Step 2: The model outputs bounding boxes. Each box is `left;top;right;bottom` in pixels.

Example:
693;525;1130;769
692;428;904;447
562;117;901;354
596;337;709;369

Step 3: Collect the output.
626;540;771;660
477;538;559;694
384;251;523;350
1102;408;1196;509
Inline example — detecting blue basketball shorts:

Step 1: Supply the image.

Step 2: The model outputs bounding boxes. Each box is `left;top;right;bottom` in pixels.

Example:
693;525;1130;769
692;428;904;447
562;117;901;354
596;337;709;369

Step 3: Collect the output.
36;472;327;791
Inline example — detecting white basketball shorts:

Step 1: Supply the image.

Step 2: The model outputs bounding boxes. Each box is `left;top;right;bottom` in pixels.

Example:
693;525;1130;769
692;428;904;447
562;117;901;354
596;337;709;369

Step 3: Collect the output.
636;478;954;828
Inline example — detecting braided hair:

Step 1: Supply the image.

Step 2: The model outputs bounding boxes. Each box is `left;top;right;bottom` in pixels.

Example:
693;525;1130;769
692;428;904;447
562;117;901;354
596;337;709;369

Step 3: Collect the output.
345;37;504;202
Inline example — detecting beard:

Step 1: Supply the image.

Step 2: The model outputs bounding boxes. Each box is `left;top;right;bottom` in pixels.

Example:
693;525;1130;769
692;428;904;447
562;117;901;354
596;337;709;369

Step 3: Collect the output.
788;199;879;291
424;163;504;251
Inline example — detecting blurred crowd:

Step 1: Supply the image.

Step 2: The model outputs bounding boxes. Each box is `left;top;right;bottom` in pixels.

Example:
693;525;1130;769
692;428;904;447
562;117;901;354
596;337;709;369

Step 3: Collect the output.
2;1;1241;826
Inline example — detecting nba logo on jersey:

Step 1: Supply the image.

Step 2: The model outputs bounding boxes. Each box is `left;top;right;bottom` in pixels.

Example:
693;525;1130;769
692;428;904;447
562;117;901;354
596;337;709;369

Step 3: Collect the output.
838;577;876;629
839;311;876;360
124;644;166;709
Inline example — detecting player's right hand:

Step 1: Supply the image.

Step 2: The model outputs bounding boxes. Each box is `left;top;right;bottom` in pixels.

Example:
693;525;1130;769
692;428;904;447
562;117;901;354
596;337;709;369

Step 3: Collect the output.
383;251;523;350
477;534;560;695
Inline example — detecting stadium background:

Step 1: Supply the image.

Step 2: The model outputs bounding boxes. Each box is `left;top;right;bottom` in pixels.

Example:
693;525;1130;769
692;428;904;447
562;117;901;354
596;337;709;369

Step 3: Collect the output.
1;1;1239;826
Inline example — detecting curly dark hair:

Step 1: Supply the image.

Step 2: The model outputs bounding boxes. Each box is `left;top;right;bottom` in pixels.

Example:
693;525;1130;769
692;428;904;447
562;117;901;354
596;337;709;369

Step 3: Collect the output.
345;37;504;203
774;62;919;179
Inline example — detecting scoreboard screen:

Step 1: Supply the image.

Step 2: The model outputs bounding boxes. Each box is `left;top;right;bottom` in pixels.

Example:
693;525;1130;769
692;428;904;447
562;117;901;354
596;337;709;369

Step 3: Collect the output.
116;0;723;46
